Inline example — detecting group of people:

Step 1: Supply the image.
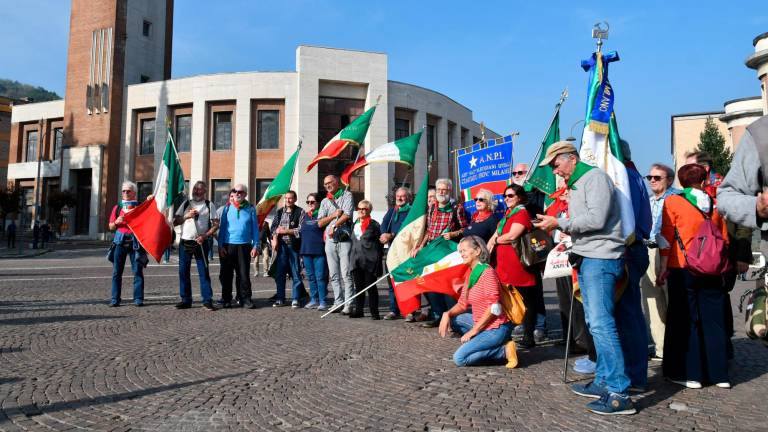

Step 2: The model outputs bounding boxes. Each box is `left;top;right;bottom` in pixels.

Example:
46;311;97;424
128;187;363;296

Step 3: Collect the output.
105;113;768;416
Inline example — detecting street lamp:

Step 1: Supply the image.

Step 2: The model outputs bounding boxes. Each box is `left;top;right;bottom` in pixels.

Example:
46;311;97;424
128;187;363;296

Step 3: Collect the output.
565;119;585;142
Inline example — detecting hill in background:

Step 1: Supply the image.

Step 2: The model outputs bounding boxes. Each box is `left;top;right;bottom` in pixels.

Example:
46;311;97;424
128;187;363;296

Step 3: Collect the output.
0;78;61;102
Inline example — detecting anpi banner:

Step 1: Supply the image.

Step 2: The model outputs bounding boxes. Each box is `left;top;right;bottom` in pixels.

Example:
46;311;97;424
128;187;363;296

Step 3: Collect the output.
456;135;514;217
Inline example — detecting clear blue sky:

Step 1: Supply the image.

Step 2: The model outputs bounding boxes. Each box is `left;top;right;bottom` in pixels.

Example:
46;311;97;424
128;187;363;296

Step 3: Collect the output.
2;0;765;174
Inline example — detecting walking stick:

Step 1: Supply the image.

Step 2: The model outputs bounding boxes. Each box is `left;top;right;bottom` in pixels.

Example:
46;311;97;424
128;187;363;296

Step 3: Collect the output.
563;279;576;383
321;272;391;318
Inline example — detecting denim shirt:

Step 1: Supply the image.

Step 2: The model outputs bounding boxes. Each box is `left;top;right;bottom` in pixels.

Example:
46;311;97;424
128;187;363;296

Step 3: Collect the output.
649;187;681;242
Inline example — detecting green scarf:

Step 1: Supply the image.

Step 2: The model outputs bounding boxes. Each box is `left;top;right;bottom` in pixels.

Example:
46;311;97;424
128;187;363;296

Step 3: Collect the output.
468;262;489;291
566;161;596;190
497;205;525;235
310;208;319;218
233;200;250;218
436;202;454;213
680;187;711;213
330;188;344;200
396;203;411;214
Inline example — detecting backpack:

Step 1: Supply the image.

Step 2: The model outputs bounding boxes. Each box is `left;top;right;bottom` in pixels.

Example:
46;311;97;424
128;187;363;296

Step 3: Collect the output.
673;198;730;277
182;199;213;230
739;282;768;346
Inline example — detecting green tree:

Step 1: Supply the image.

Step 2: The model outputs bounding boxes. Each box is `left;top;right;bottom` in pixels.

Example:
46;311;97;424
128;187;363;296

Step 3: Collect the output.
697;117;732;175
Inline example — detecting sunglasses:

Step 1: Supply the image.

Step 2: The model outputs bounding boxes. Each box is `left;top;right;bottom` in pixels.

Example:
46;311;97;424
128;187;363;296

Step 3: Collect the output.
474;197;486;202
306;200;316;204
504;194;517;199
357;207;370;211
512;171;527;176
645;175;666;182
121;190;133;193
234;190;246;194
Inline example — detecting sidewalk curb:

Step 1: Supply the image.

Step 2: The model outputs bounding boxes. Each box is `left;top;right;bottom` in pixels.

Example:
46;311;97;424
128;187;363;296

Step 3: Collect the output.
0;249;52;259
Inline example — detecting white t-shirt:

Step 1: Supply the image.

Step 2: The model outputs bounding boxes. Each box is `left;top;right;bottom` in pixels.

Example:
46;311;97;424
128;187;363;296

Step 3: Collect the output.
175;200;218;241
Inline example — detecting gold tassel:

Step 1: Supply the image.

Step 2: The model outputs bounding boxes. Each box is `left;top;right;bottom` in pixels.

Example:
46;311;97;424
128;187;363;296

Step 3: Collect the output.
588;121;609;135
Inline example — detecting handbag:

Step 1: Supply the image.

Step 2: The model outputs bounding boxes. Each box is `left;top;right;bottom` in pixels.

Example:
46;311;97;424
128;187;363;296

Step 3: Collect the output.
739;282;768;345
513;229;553;268
499;284;527;325
543;242;572;279
332;224;351;242
106;243;117;263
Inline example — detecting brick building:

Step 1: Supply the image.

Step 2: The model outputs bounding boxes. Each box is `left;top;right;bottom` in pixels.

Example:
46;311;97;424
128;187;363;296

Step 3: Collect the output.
6;0;491;238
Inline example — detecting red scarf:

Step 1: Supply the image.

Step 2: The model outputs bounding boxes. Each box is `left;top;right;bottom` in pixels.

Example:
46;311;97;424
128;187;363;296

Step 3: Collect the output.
359;216;371;234
472;209;492;222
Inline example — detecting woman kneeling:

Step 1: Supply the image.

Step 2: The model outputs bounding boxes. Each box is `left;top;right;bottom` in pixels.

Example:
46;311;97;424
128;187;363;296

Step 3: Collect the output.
439;235;517;368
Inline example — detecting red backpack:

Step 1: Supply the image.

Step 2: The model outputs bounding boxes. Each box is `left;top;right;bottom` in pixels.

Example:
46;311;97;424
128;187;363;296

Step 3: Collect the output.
674;199;731;277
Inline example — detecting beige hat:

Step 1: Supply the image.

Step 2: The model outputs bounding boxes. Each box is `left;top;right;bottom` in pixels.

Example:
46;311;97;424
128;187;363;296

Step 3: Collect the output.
538;141;578;167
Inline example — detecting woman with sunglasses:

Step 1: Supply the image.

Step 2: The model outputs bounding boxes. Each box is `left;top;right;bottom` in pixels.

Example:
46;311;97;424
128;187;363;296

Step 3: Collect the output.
349;200;383;319
463;188;499;243
299;193;329;311
487;183;538;348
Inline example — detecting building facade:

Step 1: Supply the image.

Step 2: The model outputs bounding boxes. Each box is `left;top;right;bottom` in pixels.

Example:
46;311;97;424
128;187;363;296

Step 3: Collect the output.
6;1;490;237
671;32;768;172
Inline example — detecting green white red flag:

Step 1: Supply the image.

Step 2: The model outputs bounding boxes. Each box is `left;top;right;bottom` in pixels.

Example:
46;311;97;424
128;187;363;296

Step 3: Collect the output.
123;128;185;262
386;168;429;272
255;145;301;226
305;105;377;173
389;237;468;317
340;131;421;185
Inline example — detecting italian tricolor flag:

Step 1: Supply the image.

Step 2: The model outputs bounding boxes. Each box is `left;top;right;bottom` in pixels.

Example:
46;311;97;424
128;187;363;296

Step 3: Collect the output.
386;170;468;316
305;105;377;173
340;131;421;185
255;146;300;226
124;128;185;262
389;237;468;317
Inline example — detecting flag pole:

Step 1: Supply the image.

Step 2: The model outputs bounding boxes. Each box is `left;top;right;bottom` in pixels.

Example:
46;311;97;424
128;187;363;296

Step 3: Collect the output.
321;272;391;318
523;88;568;185
341;95;381;195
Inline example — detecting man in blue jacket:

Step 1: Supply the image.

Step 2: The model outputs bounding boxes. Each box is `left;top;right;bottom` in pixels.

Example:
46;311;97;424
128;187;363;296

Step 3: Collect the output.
379;187;412;320
218;184;260;308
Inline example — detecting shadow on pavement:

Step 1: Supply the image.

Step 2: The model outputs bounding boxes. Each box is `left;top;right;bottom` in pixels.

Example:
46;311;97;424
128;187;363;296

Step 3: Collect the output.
0;314;125;326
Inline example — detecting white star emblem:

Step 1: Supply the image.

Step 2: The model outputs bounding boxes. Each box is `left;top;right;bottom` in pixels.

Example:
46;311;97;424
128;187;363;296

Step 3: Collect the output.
469;156;478;168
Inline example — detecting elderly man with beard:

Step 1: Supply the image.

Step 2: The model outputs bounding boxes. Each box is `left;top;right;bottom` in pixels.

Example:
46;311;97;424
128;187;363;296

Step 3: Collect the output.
218;184;260;309
173;181;219;311
317;175;355;314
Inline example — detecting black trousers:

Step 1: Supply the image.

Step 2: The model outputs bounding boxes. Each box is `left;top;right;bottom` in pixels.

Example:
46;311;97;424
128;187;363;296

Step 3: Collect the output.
517;284;538;341
663;268;729;384
219;243;253;303
7;234;14;248
555;276;596;360
352;268;379;317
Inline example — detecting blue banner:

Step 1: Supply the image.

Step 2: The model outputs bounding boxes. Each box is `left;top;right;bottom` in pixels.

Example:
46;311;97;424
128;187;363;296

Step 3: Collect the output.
456;135;514;217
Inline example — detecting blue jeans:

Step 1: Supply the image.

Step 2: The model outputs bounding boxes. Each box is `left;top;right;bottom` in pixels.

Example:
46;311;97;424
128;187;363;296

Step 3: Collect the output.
178;241;213;304
163;246;171;262
578;256;630;394
450;313;512;366
426;292;457;321
619;243;650;387
275;245;303;302
303;254;328;305
111;239;145;305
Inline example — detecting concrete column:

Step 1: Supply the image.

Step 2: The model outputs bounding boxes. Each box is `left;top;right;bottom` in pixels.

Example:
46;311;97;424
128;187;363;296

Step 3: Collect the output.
412;110;427;189
190;100;206;184
233;98;251;187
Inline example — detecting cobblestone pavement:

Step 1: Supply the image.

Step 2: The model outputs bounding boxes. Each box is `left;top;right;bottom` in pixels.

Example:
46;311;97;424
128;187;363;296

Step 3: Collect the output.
0;249;767;431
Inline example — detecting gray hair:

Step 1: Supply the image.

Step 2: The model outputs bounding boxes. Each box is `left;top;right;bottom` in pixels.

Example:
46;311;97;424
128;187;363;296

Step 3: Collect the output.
460;235;490;264
435;178;453;190
395;186;412;200
650;163;675;182
193;180;207;190
475;188;497;211
555;152;579;163
121;181;137;193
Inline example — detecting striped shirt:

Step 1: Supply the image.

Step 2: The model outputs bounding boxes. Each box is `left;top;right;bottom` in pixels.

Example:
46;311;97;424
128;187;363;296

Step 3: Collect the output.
458;267;508;330
318;190;354;238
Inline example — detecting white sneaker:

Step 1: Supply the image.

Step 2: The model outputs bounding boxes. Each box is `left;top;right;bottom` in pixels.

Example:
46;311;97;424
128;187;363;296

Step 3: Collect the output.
670;379;702;389
291;300;299;309
715;382;731;389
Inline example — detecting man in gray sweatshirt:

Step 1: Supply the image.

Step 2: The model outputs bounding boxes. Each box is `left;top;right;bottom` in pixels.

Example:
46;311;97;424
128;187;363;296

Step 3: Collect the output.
534;141;635;415
717;115;768;259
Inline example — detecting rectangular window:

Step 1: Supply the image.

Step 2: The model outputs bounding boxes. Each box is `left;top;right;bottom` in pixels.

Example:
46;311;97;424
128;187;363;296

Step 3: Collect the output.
211;179;232;206
52;128;63;160
137;182;153;202
257;110;279;149
255;179;272;202
26;130;39;162
142;20;152;38
140;118;155;155
395;118;410;140
175;115;192;152
426;124;436;163
213;112;232;150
